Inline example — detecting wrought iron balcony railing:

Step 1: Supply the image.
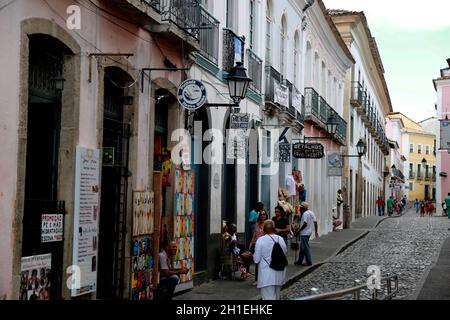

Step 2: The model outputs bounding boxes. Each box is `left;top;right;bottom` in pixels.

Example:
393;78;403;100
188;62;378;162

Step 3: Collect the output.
265;65;282;105
143;0;161;12
318;96;329;124
351;81;366;108
223;28;245;73
304;87;320;119
417;172;423;180
285;80;296;117
293;86;305;126
197;7;220;65
161;0;202;40
409;171;415;179
247;49;263;92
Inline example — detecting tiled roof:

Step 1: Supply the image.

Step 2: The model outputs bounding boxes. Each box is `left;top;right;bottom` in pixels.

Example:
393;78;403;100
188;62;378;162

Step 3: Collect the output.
327;9;361;16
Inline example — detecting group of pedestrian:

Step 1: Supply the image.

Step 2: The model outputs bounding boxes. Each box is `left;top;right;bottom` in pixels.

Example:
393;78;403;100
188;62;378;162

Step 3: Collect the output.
414;199;435;217
386;195;407;216
248;201;318;300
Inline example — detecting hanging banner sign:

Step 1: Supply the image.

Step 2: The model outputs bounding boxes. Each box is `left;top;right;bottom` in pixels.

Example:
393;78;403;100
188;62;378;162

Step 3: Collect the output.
41;214;64;243
72;146;100;297
177;80;207;111
230;113;250;130
440;118;450;150
274;81;289;107
277;143;292;163
292;88;303;112
328;153;343;176
292;143;325;159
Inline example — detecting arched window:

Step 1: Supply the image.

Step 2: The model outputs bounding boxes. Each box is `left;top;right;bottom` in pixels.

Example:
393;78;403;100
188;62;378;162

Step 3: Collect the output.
280;15;287;77
305;41;312;87
294;31;300;87
265;0;272;64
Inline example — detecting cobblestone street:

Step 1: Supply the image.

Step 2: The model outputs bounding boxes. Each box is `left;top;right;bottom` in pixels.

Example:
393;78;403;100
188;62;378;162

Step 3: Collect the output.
282;210;450;300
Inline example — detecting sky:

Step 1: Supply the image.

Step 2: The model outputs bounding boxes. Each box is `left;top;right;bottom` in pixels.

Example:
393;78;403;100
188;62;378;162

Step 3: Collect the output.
323;0;450;122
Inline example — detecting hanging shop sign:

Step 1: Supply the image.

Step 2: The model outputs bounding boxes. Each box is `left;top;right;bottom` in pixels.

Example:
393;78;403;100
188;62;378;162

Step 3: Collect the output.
230;113;250;130
328;153;343;176
277;143;292;163
19;253;52;300
440;118;450;150
41;214;63;243
226;129;247;160
72;146;100;297
177;79;207;111
274;81;289;107
292;143;324;159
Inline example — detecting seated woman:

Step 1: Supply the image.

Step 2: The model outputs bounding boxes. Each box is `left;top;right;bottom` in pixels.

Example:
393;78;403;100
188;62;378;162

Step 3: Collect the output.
228;224;252;279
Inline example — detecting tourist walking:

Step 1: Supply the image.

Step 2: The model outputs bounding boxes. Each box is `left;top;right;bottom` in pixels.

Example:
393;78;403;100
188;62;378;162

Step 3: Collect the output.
446;193;450;219
249;210;269;283
414;199;420;214
387;196;394;216
253;220;287;300
294;202;318;267
272;206;291;244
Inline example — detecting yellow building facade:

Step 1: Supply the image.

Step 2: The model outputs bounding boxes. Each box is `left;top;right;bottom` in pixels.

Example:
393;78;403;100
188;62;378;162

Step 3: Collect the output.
387;113;436;202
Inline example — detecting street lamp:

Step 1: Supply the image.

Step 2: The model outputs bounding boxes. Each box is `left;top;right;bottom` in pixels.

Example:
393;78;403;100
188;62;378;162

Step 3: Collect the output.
326;114;339;137
356;139;367;157
421;158;427;166
52;76;66;92
225;62;253;105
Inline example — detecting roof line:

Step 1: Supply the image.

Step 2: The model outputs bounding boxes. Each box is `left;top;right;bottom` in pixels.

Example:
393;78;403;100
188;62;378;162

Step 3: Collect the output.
318;0;355;64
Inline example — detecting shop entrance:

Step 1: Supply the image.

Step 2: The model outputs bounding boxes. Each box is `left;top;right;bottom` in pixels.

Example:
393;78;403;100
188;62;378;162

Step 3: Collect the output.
97;67;132;299
192;107;210;272
21;35;68;300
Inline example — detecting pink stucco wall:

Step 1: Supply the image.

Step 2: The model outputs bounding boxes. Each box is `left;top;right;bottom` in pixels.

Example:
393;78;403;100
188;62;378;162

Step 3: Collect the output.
440;85;450;201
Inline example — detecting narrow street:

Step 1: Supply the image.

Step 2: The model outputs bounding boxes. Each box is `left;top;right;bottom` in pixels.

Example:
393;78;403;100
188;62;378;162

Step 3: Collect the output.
281;209;450;300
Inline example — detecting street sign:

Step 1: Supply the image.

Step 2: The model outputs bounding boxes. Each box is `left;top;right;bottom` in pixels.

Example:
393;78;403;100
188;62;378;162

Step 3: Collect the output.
177;79;207;111
328;153;343;176
230;113;250;130
277;143;291;163
292;143;324;159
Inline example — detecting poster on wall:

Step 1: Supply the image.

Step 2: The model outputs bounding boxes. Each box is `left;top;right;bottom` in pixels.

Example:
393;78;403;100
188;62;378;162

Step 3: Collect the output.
328;153;343;176
274;81;289;107
173;169;195;288
19;254;52;300
440;118;450;150
276;143;291;163
72;146;100;297
41;214;63;243
131;191;155;300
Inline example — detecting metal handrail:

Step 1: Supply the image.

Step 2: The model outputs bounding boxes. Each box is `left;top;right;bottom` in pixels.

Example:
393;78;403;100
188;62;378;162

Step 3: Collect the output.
294;274;399;300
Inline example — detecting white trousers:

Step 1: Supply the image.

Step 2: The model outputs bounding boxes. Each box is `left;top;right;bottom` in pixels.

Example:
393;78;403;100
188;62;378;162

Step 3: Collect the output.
260;286;282;300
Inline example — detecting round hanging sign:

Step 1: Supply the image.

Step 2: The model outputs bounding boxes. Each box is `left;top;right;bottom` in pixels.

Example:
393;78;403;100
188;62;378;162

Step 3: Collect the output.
177;79;207;111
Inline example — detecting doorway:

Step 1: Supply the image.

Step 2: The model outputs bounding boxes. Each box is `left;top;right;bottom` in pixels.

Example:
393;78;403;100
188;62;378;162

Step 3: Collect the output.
223;115;237;225
21;35;68;300
97;67;132;299
192;107;210;273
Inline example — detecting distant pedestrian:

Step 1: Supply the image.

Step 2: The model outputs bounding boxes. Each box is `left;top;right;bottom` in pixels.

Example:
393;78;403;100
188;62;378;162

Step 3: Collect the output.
387;196;394;216
420;201;425;217
442;202;447;217
253;220;287;300
446;193;450;219
402;195;407;209
336;190;344;219
414;199;420;214
294;202;318;267
376;197;384;216
428;202;435;216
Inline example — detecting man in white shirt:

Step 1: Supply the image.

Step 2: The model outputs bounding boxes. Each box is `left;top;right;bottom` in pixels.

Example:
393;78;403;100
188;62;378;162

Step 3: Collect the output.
294;202;318;267
253;220;287;300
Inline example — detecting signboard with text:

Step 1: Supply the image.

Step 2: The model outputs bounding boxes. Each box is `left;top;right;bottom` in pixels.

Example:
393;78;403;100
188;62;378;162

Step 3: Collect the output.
440;118;450;150
277;143;291;163
230;113;250;130
292;143;325;159
41;214;63;243
328;153;343;176
72;146;100;297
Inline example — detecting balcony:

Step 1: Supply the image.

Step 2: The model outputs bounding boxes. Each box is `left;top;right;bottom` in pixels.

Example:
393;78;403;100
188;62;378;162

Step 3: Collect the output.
417;172;423;180
197;8;220;65
264;65;283;114
409;171;415;179
246;49;263;92
223;28;245;73
351;82;366;108
432;173;437;182
292;86;305;128
304;88;346;145
424;173;431;181
109;0;162;25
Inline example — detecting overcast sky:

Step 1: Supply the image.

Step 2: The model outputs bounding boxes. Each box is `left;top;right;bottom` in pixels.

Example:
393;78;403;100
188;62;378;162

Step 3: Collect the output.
323;0;450;122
